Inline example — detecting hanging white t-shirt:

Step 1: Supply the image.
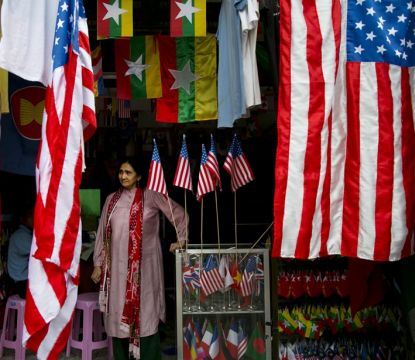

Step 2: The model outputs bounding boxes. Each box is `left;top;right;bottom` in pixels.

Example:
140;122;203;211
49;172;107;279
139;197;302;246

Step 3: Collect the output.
239;0;262;109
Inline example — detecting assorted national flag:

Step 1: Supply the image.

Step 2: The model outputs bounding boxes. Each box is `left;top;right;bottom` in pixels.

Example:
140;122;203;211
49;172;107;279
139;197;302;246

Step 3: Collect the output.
156;34;217;123
97;0;133;39
226;320;239;359
15;0;96;357
115;36;162;99
237;323;248;359
197;144;215;201
147;139;168;196
173;134;193;191
273;0;415;260
184;320;263;360
245;323;266;359
117;99;131;118
200;254;223;296
91;45;105;96
218;254;234;291
207;134;222;190
0;74;44;176
224;134;255;192
170;0;207;37
240;255;257;297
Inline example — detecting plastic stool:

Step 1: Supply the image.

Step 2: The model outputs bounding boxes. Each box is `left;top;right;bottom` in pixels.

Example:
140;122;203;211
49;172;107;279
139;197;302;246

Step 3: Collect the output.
0;294;26;359
66;292;112;360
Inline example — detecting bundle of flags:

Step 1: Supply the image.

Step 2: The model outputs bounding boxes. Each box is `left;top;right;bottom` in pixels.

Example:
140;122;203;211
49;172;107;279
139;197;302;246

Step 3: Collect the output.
145;134;254;200
183;319;265;360
183;253;265;301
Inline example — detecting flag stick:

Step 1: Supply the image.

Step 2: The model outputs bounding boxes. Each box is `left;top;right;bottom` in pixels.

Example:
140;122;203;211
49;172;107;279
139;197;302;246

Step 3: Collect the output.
214;190;221;252
184;190;188;253
199;198;204;311
239;221;274;264
234;192;237;249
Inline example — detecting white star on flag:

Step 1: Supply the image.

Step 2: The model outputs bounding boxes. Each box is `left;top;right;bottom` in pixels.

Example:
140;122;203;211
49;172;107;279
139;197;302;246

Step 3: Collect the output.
354;45;364;53
168;60;200;94
103;0;128;25
124;55;150;81
175;0;201;23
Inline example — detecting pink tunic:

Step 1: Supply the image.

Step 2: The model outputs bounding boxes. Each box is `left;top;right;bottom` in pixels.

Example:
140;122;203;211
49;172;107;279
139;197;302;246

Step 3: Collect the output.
93;188;188;338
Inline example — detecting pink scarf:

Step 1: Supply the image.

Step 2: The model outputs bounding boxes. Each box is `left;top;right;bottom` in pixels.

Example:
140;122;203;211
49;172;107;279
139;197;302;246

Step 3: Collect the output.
99;187;143;358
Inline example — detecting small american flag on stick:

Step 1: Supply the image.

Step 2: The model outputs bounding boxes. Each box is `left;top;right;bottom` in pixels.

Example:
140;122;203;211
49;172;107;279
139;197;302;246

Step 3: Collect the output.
147;139;168;196
173;134;193;191
196;144;215;201
224;134;254;192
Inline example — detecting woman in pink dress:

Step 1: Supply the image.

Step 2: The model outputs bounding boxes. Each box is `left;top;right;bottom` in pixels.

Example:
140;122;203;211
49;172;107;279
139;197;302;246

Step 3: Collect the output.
91;158;188;360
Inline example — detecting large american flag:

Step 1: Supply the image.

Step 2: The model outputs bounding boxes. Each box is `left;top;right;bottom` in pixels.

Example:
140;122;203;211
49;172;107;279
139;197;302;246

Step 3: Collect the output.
196;144;215;201
173;134;193;191
206;134;222;190
23;0;96;357
223;134;255;192
147;139;168;196
273;0;415;261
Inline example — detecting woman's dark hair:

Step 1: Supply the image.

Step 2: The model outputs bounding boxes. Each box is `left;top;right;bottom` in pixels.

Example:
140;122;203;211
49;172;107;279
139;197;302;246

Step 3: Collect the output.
118;157;147;188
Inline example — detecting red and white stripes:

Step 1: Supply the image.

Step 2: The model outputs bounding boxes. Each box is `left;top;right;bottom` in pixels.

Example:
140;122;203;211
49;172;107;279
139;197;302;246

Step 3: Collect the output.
23;8;96;358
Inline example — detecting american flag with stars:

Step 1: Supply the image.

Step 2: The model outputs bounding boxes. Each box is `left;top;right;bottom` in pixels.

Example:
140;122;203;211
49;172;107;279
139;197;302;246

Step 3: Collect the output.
173;134;193;191
347;0;415;66
23;0;96;357
240;255;257;297
224;134;255;192
147;139;168;196
200;254;224;296
206;134;222;190
197;144;215;201
273;0;415;261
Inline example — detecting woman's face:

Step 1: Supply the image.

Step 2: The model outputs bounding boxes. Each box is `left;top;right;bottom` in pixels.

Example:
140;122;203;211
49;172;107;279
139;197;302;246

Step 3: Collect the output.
118;162;140;190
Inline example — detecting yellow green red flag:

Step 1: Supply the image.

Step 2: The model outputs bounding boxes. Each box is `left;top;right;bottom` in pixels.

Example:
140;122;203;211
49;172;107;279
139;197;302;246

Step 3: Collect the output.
170;0;206;37
156;34;217;123
97;0;133;39
115;36;162;100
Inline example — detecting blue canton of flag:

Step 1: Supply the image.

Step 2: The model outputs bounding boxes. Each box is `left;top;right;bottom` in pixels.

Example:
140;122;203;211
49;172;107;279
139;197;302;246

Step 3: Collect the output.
54;0;81;69
347;0;415;66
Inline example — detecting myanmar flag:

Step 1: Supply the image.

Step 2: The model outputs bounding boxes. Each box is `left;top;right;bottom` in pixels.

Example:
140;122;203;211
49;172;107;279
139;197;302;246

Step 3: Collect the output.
156;35;217;123
115;36;162;100
170;0;206;37
97;0;133;39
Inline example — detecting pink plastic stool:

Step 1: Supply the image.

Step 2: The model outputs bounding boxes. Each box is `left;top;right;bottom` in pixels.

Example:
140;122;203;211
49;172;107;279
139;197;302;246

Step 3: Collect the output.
0;294;26;359
66;292;112;360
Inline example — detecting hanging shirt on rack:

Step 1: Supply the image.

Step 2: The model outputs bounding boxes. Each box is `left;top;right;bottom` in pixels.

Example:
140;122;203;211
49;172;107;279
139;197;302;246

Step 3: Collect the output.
239;0;262;109
216;0;247;128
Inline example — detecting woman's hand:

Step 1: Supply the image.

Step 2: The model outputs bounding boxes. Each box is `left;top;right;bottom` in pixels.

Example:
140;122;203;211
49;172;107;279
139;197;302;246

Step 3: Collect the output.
169;240;186;253
91;266;102;284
